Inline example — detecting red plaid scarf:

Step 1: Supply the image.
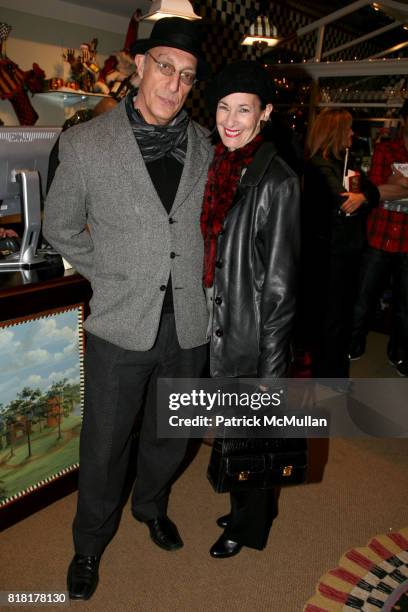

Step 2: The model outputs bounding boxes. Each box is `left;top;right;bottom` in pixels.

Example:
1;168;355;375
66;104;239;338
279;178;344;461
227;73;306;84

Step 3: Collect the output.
200;134;263;288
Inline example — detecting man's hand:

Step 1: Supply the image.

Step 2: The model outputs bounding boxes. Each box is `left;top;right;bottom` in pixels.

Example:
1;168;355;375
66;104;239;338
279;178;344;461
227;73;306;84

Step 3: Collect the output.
378;174;408;202
386;169;408;189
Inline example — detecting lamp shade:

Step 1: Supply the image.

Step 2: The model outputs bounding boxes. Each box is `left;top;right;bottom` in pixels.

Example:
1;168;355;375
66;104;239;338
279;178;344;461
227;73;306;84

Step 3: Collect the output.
242;16;280;48
141;0;201;21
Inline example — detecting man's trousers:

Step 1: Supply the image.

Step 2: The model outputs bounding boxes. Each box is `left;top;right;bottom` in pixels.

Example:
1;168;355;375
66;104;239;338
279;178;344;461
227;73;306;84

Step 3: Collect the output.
73;313;207;556
351;247;408;360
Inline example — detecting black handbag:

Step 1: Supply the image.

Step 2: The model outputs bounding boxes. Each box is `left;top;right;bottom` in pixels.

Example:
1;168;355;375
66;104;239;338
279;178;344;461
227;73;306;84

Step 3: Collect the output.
207;437;308;493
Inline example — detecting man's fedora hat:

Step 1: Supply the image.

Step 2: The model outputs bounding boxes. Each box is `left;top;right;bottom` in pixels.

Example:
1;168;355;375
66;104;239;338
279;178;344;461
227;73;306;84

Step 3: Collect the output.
131;17;210;80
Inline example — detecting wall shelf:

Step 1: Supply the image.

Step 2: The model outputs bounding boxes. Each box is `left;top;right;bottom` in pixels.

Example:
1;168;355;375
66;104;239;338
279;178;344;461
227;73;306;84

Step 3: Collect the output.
36;91;108;109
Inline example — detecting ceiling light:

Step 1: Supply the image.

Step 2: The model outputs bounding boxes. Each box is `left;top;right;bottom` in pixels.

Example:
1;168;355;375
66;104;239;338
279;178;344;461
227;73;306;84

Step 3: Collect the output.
141;0;201;21
241;16;280;49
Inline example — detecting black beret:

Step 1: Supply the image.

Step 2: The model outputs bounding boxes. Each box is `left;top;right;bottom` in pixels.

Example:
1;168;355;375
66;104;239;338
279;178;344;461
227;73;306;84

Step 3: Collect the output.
206;60;274;112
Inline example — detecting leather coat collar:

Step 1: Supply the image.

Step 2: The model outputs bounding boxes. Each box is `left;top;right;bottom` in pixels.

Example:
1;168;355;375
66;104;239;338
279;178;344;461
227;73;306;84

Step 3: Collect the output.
240;141;278;187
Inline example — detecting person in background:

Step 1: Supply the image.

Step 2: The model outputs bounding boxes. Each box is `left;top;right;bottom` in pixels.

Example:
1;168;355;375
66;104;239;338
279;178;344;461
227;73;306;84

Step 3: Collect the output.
201;60;300;558
349;100;408;376
263;112;304;176
44;18;212;600
302;108;380;378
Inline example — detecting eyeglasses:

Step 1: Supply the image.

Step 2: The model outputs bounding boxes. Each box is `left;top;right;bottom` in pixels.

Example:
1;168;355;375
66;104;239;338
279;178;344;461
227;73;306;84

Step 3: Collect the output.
146;51;197;86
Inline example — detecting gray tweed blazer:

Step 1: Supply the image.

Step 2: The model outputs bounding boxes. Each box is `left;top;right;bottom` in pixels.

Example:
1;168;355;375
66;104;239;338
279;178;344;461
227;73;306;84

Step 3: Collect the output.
44;100;213;351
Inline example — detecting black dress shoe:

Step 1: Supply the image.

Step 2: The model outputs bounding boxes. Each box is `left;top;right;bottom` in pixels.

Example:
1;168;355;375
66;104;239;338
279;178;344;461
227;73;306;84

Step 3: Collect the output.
396;359;408;377
348;338;366;361
145;516;183;551
67;554;100;600
216;514;231;528
210;533;242;558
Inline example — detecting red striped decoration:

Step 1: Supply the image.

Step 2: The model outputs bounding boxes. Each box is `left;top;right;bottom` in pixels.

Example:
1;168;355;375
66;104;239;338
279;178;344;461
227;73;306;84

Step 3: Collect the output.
329;567;361;585
305;529;408;611
369;538;393;560
387;532;408;550
319;582;348;603
346;549;375;570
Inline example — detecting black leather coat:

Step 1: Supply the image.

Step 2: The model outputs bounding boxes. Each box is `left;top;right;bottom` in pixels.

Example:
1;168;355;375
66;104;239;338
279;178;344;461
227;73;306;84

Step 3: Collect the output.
209;142;300;378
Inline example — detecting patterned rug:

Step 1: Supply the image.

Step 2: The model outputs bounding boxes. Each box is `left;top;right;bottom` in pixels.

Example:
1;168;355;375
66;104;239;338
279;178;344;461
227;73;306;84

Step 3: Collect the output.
304;527;408;611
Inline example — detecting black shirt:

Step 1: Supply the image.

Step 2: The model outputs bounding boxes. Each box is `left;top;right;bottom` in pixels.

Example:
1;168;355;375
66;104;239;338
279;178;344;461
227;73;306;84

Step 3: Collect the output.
145;156;183;313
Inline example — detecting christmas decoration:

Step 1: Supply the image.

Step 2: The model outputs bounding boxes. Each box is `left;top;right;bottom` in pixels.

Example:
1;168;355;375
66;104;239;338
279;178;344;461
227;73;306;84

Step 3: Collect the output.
63;38;100;92
94;10;141;98
0;22;45;125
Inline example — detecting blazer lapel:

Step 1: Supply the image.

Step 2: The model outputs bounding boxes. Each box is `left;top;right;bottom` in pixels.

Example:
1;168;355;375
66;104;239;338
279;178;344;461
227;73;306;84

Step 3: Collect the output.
170;122;212;215
105;104;211;217
105;102;167;218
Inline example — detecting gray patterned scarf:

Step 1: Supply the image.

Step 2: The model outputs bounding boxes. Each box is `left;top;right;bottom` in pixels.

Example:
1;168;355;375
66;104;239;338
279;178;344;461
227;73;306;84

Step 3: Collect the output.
125;89;188;164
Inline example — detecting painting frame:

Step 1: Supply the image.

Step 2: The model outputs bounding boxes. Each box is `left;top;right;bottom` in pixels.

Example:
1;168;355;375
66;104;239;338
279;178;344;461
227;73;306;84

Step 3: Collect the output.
0;272;91;529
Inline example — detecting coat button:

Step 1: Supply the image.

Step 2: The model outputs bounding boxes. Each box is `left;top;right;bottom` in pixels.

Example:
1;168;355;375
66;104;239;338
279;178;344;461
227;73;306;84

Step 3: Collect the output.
160;285;166;291
215;297;222;305
215;260;223;268
215;329;223;337
170;252;176;258
169;217;175;224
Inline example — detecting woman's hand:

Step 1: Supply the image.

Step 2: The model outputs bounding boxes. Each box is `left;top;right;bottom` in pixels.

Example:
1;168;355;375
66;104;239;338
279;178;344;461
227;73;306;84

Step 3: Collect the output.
340;192;366;215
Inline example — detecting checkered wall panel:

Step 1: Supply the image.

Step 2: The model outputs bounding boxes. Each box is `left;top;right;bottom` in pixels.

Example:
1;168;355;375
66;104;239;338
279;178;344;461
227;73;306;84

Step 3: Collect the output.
188;0;400;124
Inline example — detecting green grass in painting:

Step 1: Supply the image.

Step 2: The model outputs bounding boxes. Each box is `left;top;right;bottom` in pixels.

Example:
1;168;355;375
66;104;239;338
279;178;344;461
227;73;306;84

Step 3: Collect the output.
0;414;82;502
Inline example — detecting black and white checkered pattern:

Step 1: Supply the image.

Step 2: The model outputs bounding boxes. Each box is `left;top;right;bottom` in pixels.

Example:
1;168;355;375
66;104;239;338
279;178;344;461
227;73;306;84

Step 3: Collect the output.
188;0;405;126
0;22;12;42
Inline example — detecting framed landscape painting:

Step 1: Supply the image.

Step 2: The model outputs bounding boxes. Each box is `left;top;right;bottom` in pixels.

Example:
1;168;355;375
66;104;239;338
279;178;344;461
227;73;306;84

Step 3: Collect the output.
0;305;84;508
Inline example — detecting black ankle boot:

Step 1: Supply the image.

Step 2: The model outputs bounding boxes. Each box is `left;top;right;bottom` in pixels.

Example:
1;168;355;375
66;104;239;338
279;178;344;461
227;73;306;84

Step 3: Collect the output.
348;338;366;360
210;533;242;558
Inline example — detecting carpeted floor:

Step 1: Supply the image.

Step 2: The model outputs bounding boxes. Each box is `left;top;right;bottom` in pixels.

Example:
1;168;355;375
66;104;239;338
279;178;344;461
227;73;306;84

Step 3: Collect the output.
2;439;407;612
1;332;407;612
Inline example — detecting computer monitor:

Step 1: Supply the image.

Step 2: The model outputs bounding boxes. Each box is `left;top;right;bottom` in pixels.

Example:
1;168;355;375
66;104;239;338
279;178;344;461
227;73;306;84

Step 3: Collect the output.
0;126;62;270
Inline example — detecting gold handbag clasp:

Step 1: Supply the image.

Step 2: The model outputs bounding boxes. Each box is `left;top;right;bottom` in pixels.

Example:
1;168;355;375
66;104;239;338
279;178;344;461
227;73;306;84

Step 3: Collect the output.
237;471;250;481
282;465;293;477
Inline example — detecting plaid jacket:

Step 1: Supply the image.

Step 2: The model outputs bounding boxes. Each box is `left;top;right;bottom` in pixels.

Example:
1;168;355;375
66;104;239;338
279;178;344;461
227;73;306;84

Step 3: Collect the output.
367;138;408;252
